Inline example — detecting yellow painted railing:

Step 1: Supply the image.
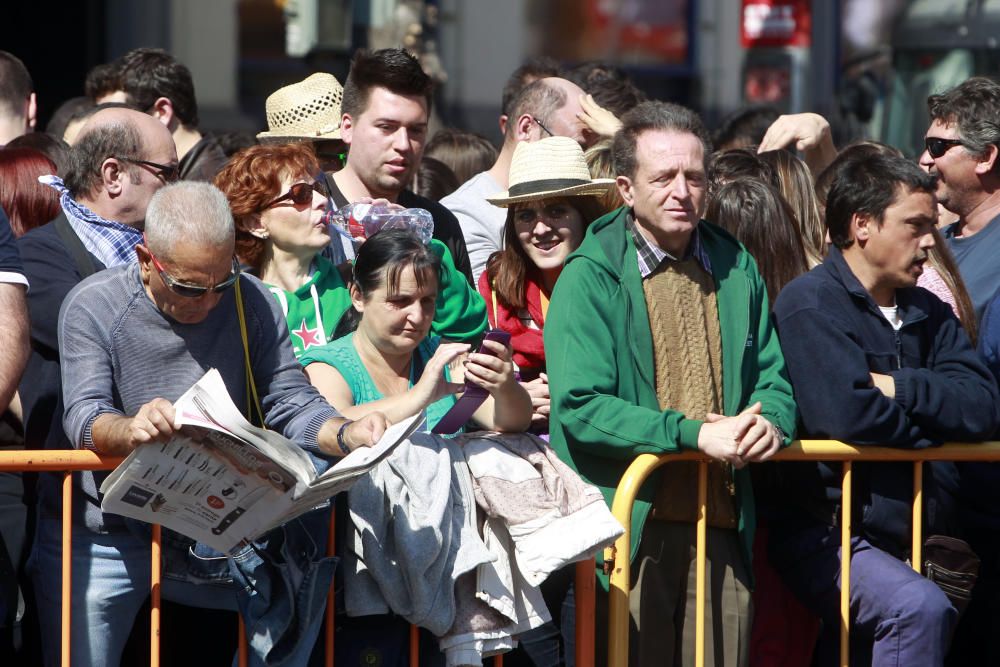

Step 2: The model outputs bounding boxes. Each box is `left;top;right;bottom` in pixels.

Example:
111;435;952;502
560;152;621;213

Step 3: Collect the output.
0;450;597;666
604;441;1000;667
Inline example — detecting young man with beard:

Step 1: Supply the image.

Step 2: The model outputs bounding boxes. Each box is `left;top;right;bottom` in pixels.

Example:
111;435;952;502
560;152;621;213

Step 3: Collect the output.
771;153;1000;667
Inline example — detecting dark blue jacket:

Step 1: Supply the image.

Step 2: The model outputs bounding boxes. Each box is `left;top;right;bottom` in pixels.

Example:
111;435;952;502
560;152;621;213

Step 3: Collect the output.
772;246;1000;555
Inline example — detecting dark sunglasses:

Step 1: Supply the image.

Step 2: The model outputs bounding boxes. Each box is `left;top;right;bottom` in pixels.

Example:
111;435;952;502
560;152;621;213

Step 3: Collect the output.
263;181;326;209
148;247;240;298
924;137;965;159
114;156;180;183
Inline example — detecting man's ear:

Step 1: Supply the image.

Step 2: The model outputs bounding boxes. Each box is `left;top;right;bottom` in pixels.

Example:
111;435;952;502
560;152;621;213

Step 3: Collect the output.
852;212;872;243
101;157;126;195
514;114;535;142
26;92;37;130
616;175;634;207
976;143;999;175
135;244;153;283
150;97;175;130
498;114;508;137
340;113;354;146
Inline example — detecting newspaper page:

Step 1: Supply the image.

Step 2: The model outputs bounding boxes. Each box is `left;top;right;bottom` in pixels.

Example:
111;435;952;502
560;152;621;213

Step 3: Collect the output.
100;369;422;552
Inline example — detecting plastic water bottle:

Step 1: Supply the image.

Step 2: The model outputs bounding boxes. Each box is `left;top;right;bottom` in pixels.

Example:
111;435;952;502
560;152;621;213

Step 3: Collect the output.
324;203;435;246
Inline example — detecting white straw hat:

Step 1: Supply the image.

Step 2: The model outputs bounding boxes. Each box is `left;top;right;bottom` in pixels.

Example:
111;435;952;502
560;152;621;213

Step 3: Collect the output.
257;73;344;142
487;136;615;207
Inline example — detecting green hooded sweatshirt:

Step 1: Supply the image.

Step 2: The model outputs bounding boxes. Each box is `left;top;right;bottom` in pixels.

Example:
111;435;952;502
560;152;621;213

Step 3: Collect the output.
544;207;797;590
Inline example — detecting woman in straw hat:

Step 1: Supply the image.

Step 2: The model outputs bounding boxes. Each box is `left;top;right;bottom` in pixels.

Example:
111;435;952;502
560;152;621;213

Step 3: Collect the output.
479;135;615;434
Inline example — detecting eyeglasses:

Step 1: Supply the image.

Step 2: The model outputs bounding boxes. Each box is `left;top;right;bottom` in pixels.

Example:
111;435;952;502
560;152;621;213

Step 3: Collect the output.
262;181;327;209
147;246;240;298
114;156;180;183
924;137;966;159
530;116;554;137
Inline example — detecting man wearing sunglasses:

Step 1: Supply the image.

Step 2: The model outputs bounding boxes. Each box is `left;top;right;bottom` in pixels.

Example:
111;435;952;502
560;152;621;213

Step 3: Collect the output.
49;181;386;667
15;107;180;666
920;77;1000;322
921;77;1000;666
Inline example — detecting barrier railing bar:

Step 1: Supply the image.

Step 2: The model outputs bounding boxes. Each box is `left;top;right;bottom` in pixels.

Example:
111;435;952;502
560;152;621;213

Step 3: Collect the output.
151;524;162;667
410;624;419;666
239;616;249;666
61;471;72;667
912;463;923;574
695;461;708;667
839;463;851;667
326;511;336;667
575;559;597;667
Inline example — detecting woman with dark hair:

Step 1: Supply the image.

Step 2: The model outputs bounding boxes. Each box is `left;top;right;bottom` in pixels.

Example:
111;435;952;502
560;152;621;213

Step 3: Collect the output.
0;147;60;236
215;143;486;361
302;229;530;434
479;136;613;433
706;179;809;304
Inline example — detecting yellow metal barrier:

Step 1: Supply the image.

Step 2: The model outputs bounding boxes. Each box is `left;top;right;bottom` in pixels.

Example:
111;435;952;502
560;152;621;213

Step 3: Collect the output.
0;450;597;666
604;441;1000;667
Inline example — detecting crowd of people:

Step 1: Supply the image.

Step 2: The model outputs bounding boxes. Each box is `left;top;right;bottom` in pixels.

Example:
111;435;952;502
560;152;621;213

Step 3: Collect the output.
0;42;998;667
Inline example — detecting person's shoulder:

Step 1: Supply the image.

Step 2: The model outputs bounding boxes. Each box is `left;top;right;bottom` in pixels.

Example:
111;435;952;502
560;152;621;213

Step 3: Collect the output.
18;218;63;253
772;265;832;319
440;171;496;207
61;263;135;314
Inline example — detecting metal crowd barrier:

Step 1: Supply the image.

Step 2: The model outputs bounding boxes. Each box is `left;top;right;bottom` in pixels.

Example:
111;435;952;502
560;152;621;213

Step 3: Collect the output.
0;450;597;667
603;440;1000;667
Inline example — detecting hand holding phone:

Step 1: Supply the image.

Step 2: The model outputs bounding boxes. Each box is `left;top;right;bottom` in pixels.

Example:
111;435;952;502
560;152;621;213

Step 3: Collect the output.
431;330;511;434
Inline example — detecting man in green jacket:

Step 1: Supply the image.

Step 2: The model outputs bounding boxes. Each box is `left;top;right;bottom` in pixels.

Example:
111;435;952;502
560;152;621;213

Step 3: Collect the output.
545;101;797;667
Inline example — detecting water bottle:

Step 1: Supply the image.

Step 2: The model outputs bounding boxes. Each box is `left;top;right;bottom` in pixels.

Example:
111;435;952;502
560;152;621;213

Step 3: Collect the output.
324;203;435;247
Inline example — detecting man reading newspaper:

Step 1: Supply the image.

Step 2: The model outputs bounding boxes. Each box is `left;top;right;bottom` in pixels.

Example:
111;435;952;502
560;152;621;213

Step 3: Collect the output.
50;182;387;667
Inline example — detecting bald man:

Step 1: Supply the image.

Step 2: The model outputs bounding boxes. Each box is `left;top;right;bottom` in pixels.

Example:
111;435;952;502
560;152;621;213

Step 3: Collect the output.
18;109;179;665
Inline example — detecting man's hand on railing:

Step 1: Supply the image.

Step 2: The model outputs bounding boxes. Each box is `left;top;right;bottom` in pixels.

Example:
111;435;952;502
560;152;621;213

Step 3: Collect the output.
700;402;782;467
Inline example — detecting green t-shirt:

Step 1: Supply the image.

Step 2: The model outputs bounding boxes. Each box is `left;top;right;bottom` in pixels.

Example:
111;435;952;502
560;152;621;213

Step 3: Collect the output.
300;332;459;433
266;256;352;360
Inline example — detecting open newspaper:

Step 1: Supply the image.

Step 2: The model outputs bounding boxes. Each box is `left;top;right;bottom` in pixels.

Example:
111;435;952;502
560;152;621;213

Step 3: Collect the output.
100;369;421;553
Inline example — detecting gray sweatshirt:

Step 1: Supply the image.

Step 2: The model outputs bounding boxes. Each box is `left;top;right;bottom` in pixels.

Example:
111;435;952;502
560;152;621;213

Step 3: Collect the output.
58;263;340;532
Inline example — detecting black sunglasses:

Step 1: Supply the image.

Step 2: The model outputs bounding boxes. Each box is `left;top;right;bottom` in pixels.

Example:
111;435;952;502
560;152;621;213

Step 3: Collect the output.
925;137;965;159
262;181;326;209
114;156;180;183
148;247;240;298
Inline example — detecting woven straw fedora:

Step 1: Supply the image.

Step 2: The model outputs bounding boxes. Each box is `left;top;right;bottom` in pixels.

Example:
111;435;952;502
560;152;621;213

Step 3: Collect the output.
257;73;344;141
487;136;615;207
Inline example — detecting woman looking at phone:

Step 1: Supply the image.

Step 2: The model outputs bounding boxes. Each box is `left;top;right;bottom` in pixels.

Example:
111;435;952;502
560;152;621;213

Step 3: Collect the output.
479;136;614;432
301;229;531;434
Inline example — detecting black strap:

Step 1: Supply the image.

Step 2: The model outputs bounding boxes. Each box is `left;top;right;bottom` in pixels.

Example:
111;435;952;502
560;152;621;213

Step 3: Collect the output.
52;213;98;279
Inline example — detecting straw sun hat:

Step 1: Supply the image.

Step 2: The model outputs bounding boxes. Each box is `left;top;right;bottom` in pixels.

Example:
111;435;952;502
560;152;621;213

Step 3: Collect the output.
257;72;344;142
487;136;615;207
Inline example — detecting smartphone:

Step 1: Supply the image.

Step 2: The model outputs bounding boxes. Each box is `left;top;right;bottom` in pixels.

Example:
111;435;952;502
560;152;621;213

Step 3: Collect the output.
431;330;511;434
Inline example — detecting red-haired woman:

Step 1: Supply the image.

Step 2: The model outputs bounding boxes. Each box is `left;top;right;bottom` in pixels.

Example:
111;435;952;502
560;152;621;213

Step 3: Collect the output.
0;147;60;237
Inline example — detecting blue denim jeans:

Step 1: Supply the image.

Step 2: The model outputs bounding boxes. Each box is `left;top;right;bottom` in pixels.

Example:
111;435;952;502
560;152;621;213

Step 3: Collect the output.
30;510;335;667
770;524;957;667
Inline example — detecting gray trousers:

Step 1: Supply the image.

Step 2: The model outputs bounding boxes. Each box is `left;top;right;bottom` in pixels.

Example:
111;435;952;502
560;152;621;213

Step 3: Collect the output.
629;521;752;667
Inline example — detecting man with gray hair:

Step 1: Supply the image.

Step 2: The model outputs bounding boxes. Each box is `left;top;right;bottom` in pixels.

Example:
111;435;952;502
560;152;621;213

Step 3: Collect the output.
443;75;599;284
43;182;386;667
546;101;797;666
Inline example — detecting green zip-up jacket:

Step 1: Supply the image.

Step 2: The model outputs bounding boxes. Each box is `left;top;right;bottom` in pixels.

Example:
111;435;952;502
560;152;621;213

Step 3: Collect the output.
545;207;797;589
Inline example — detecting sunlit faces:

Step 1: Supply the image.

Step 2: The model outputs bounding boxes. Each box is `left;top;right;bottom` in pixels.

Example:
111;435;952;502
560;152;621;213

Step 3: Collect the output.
919;118;987;216
258;174;329;258
124;117;178;225
353;264;439;356
858;187;937;291
617;129;706;255
340;87;428;197
512;197;586;276
141;240;236;324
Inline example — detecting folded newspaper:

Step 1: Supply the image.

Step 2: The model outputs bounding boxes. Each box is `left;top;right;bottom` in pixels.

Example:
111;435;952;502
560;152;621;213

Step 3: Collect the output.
100;369;421;553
